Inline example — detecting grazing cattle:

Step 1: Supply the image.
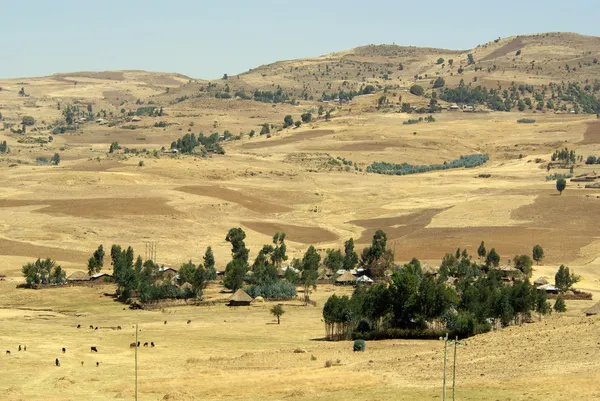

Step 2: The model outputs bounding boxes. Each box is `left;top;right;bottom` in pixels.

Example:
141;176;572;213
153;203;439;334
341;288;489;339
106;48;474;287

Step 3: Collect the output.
94;327;98;330
18;345;21;352
151;342;155;347
62;348;66;353
24;345;26;351
143;342;148;347
137;342;140;347
81;361;84;366
187;320;192;324
77;324;81;329
91;346;98;352
6;350;10;355
55;358;60;367
96;362;100;367
89;325;94;329
129;342;137;348
164;320;167;324
117;326;121;330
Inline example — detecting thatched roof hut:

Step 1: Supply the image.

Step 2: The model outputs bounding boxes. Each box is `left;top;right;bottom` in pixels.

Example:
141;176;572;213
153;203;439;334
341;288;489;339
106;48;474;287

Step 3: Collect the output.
67;271;90;282
534;276;549;286
180;282;193;292
229;289;253;306
585;301;600;316
335;271;357;285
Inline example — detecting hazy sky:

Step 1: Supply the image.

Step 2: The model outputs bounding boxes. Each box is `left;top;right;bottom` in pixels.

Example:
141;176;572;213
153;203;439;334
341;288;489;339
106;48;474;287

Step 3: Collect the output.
3;0;598;79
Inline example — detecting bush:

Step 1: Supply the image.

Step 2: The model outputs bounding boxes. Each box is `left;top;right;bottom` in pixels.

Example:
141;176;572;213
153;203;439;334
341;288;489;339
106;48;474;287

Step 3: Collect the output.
436;58;444;65
433;77;445;88
353;339;366;352
356;319;371;332
402;119;420;125
245;281;296;299
410;85;424;96
22;116;35;126
351;328;448;341
367;154;489;176
138;161;144;167
517;118;536;124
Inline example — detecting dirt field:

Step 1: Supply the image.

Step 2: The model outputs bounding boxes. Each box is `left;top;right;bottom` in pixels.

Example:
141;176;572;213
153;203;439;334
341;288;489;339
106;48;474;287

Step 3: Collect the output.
1;62;600;399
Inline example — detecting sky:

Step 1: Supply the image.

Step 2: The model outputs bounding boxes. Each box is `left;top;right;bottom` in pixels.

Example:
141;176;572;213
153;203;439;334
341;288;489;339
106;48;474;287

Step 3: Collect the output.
2;0;598;79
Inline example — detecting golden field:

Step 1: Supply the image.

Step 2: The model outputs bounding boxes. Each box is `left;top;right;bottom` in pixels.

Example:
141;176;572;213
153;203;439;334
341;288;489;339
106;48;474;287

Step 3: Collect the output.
1;33;600;399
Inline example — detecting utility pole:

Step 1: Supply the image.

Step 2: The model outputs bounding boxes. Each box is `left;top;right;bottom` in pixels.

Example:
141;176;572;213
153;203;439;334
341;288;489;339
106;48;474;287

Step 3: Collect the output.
135;324;138;401
452;336;458;401
442;333;448;401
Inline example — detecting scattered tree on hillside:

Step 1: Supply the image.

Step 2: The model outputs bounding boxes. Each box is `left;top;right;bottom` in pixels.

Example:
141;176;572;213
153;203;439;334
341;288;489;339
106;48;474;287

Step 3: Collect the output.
323;249;343;272
51;153;60;165
301;112;312;123
300;245;320;304
271;233;288;267
513;254;533;278
22;116;35;126
325;110;332;121
360;230;394;278
343;238;359;270
556;178;566;195
87;245;105;275
224;228;250;291
485;248;500;267
554;265;579;292
283;115;294;128
294;121;302;128
260;123;270;135
410;85;424;96
203;247;217;280
467;54;475;65
553;296;566;312
532;245;544;265
318;105;324;116
448;59;454;66
436;58;444;65
270;304;285;324
0;141;8;153
433;77;445;88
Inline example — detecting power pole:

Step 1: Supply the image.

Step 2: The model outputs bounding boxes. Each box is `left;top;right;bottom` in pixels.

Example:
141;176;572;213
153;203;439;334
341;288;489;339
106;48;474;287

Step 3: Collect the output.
135;324;139;401
452;336;458;401
442;333;448;401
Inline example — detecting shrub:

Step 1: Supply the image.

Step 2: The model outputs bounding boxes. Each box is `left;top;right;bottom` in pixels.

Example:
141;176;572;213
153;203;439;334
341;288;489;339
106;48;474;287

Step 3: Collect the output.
353;339;366;352
22;116;35;126
436;58;444;65
554;296;566;312
138;160;144;167
433;77;445;88
301;112;312;123
367;154;489;176
245;281;296;299
517;118;536;124
402;119;420;125
410;85;424;96
294;121;301;128
324;360;333;368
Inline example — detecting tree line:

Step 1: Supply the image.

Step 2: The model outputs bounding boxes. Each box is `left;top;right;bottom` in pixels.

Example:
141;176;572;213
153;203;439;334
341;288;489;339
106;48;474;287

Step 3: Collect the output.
366;154;489;175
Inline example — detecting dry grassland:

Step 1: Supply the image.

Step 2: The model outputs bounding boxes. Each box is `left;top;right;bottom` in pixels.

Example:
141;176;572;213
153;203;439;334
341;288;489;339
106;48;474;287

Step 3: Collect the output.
2;68;600;399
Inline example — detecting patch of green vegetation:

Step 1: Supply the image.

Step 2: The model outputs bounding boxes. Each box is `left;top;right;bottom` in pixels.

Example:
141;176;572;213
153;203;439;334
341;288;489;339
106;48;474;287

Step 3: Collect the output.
517;118;536;124
367;154;489;175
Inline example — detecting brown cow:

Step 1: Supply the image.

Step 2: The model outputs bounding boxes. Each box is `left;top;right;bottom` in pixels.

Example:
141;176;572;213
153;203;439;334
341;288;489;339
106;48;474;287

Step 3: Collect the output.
129;342;137;348
6;350;10;355
143;342;148;347
187;320;192;324
117;326;121;330
91;346;98;352
151;342;155;347
62;347;66;353
18;345;21;352
89;325;94;329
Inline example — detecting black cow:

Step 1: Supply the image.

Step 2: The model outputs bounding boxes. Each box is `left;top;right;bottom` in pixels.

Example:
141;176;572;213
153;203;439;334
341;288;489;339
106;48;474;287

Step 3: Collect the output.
91;346;98;352
137;342;140;347
164;320;167;324
129;342;137;348
55;358;60;367
6;350;10;355
151;342;155;347
89;325;94;329
62;347;66;353
96;362;100;367
18;345;21;352
94;327;98;330
143;342;148;347
187;320;192;324
81;361;84;366
77;324;81;329
117;326;121;330
23;345;26;351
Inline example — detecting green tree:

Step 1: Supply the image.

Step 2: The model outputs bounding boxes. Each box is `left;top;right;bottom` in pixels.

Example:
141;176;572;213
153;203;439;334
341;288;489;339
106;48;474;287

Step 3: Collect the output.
401;103;412;113
318;105;324;116
203;247;217;280
22;258;65;285
361;230;393;278
532;245;544;265
22;116;35;126
486;248;500;267
553;296;566;312
436;58;444;65
556;178;566;195
323;249;343;272
467;54;475;65
448;59;454;66
301;112;312;123
325;110;332;121
260;123;270;135
270;304;285;324
225;228;249;264
477;241;487;262
224;228;250;291
271;233;288;267
410;85;424;96
300;245;321;304
283;115;294;128
51;153;60;165
343;238;358;270
433;77;445;88
513;254;533;277
554;265;579;292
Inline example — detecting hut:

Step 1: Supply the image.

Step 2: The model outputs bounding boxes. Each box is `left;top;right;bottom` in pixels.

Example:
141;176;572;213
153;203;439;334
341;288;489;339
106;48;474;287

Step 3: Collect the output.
159;266;178;280
584;302;600;316
90;273;113;282
67;271;90;283
229;289;253;306
356;275;374;285
335;271;357;286
534;277;549;286
180;282;193;293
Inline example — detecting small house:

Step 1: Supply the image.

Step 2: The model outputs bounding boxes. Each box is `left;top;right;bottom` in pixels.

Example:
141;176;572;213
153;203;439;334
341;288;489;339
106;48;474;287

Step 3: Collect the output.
229;289;253;306
356;275;374;285
131;116;142;122
335;271;357;286
90;273;113;282
67;271;90;283
159;266;178;280
536;284;560;294
449;103;460;111
584;302;600;316
534;277;549;286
